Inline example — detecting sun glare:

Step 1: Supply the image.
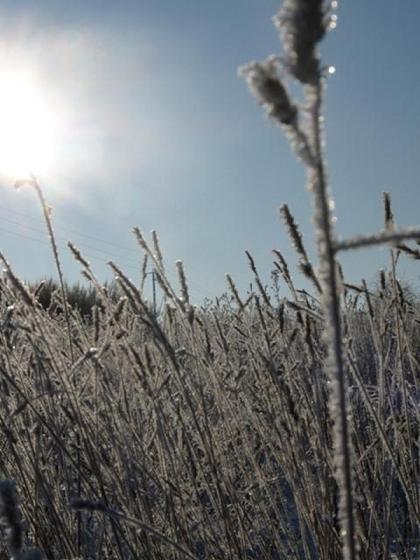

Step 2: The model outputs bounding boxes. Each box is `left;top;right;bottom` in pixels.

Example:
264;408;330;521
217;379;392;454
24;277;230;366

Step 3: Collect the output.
0;71;58;181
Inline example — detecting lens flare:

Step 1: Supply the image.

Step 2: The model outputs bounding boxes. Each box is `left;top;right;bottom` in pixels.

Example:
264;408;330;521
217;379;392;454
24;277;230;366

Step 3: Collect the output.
0;71;58;181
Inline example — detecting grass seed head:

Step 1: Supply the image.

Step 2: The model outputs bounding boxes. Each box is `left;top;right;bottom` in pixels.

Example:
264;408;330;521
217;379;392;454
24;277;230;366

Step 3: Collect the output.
274;0;327;85
239;56;297;126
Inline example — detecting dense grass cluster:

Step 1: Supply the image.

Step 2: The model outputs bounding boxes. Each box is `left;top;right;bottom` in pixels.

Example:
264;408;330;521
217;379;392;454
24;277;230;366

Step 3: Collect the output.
0;224;419;559
0;1;419;559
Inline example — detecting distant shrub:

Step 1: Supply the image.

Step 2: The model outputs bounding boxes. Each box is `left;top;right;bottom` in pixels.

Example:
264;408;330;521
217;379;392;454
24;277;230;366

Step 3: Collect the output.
29;278;121;319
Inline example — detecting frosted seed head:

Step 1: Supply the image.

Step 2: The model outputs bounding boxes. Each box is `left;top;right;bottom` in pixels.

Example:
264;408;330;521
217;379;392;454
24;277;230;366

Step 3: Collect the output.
273;0;326;85
239;56;297;126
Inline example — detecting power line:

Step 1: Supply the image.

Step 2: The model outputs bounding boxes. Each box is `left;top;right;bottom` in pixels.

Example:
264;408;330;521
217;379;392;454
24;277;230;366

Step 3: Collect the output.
0;204;220;299
0;203;140;255
0;213;141;266
0;223;214;296
0;225;140;274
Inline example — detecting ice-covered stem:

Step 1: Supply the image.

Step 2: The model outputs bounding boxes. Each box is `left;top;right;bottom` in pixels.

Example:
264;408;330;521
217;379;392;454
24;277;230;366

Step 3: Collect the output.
306;81;357;560
15;175;74;363
241;1;357;557
334;227;420;252
276;2;357;557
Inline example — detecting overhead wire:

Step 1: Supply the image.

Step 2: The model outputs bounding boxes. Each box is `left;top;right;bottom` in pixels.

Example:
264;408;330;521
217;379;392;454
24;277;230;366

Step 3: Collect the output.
0;203;140;255
0;203;220;300
0;203;139;254
0;213;141;266
0;225;140;274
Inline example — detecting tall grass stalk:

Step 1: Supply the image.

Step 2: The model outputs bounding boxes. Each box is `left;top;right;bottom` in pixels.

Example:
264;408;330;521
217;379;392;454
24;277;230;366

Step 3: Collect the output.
241;2;357;557
241;1;420;558
15;175;74;364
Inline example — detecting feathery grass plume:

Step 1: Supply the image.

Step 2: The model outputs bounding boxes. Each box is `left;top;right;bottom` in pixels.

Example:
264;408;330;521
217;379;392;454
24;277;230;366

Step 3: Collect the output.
239;56;297;126
67;242;111;310
272;249;291;282
383;191;394;230
280;204;308;262
272;249;299;300
0;253;35;308
15;175;74;362
151;230;165;272
176;260;190;306
239;55;316;165
132;226;149;252
245;250;272;307
273;0;327;85
225;274;245;310
108;261;145;312
280;203;322;293
67;242;90;270
140;253;149;293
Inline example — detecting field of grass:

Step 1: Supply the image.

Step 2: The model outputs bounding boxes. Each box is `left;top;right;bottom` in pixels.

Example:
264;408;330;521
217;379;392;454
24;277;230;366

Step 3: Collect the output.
0;1;419;559
0;217;419;560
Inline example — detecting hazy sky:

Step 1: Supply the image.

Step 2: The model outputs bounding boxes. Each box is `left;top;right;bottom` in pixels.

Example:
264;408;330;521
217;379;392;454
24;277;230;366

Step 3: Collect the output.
0;1;419;303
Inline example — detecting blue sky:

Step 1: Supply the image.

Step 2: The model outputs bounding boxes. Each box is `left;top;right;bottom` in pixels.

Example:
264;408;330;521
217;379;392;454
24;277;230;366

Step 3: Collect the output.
0;1;419;303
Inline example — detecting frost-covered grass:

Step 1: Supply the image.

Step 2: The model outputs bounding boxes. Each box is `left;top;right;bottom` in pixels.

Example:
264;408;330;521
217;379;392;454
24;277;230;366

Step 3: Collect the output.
1;1;420;559
0;212;419;559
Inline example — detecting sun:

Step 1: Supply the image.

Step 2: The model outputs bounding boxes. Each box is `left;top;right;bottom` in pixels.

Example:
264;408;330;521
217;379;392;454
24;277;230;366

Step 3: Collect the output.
0;71;58;181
